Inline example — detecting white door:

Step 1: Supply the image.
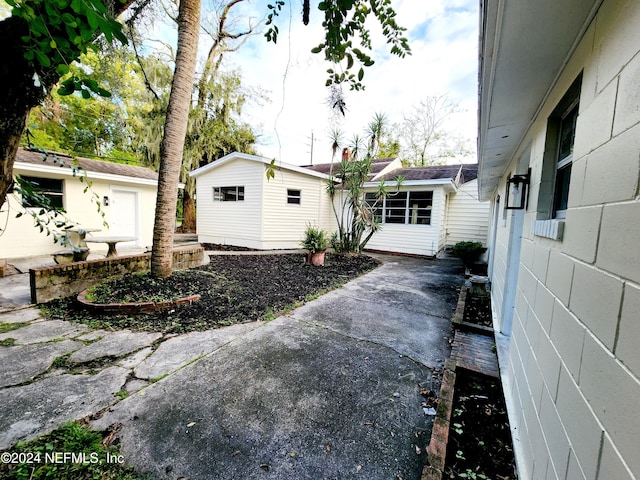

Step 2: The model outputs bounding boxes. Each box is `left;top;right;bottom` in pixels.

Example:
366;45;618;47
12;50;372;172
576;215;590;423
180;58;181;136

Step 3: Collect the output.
110;189;139;246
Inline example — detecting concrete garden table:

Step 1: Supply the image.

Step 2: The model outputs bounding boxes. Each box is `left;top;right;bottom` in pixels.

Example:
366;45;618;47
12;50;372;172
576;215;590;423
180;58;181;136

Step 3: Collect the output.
85;236;136;258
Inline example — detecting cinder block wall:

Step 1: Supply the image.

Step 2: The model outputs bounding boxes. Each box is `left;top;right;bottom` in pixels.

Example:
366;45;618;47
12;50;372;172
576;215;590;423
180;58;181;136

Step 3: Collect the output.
489;0;640;478
30;246;205;304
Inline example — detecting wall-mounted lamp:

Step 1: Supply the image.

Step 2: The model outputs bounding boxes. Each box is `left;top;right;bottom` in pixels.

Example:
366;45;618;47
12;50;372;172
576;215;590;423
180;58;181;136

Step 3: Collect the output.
103;196;109;206
505;169;531;210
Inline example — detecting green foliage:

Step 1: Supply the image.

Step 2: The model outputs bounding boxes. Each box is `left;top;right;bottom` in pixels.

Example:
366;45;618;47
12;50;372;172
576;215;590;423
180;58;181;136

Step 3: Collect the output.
300;224;329;253
265;0;410;91
6;0;128;97
10;151;109;246
13;175;75;244
452;241;487;268
0;322;29;334
0;421;143;479
24;45;172;163
327;112;401;254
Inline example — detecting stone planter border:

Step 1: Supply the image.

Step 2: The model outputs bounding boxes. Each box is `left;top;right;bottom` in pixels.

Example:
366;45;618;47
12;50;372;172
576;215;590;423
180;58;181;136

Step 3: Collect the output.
451;285;494;336
77;290;201;315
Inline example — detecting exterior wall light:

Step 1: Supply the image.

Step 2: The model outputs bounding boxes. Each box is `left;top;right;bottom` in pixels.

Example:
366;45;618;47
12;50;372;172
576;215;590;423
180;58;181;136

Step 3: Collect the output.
505;169;530;210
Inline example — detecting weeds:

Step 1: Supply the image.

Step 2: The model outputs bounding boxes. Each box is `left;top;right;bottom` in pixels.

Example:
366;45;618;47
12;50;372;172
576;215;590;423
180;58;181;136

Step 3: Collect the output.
0;421;145;480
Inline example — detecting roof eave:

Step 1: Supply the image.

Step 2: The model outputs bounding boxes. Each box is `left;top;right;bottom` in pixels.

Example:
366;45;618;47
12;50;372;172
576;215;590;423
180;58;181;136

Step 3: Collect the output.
14;162;158;187
477;0;603;201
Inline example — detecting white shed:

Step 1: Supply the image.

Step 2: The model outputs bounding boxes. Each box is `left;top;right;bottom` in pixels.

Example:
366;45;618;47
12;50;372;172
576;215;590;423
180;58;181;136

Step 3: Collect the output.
190;152;336;249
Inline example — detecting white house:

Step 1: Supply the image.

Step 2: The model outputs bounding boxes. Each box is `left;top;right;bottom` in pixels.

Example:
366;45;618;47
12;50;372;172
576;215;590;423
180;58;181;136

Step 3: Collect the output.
192;152;489;256
479;0;640;478
366;163;488;256
189;152;336;249
0;148;158;258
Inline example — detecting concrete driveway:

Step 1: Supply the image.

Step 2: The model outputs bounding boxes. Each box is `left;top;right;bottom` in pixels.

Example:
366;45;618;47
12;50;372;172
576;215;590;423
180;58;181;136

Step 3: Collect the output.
1;254;462;480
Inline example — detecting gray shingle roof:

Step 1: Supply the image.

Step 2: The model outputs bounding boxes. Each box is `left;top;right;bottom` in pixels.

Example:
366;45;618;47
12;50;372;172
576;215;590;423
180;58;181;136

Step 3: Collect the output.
303;158;478;184
15;148;158;182
376;164;478;183
302;157;397;176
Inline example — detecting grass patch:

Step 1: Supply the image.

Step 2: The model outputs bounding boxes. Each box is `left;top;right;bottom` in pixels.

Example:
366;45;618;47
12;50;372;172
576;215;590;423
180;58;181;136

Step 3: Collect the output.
0;322;29;334
0;422;145;480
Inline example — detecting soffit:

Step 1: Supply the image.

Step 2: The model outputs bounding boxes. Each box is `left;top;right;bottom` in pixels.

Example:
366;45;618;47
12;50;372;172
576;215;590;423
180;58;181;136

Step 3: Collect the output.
477;0;602;201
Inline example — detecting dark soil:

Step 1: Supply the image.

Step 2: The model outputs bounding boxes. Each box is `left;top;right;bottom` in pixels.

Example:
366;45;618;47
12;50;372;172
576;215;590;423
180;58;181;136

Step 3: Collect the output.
42;253;379;334
462;290;493;328
445;369;517;479
201;242;256;251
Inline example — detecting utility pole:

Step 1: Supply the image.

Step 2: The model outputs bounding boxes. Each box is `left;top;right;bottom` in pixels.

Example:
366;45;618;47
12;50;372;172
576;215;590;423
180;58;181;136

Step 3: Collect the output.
310;130;314;165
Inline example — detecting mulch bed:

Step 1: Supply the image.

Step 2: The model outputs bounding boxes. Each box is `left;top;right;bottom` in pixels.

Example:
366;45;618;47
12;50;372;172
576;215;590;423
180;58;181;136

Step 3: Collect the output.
200;243;256;251
444;276;517;479
445;369;517;479
462;291;492;328
42;253;379;334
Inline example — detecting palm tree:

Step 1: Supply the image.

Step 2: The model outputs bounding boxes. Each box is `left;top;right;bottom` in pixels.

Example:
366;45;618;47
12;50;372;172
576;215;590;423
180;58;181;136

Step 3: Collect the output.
150;0;201;278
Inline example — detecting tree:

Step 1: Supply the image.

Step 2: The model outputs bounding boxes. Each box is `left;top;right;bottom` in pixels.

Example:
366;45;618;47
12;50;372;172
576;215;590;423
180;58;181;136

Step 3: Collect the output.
399;94;473;166
0;0;132;211
180;0;259;232
150;0;201;278
1;0;410;278
327;113;402;253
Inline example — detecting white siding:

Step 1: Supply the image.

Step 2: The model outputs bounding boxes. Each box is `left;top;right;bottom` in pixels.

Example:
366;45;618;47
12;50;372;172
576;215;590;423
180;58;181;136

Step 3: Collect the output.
0;168;156;258
445;179;490;246
365;187;445;256
195;159;264;248
260;167;337;249
488;1;640;478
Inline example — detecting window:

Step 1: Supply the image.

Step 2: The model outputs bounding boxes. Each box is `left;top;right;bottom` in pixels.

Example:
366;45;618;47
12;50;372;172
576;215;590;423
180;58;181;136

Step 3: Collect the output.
537;74;582;221
385;192;408;223
213;186;244;202
365;190;433;225
408;191;433;224
20;176;64;209
287;189;301;204
553;103;578;217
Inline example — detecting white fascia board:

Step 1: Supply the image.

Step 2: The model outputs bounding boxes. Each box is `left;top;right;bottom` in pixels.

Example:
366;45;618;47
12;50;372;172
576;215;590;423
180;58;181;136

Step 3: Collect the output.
364;178;457;189
189;152;266;177
189;151;331;180
14;162;158;187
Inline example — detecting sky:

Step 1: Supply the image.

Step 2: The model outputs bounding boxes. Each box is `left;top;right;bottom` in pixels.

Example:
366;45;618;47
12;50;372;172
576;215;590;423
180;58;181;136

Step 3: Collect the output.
212;0;481;167
0;0;479;167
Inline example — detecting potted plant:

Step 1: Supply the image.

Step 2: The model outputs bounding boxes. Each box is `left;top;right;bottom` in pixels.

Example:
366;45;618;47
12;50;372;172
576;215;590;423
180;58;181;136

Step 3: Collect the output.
300;224;328;266
452;241;487;270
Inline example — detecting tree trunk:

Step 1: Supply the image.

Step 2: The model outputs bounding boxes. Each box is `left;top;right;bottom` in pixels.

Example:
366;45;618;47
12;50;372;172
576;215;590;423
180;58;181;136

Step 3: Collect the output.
0;16;47;210
181;177;197;233
151;0;201;278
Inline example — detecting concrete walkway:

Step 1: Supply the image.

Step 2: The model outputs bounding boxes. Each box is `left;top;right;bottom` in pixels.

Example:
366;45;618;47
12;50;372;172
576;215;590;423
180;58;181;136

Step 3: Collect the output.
0;253;462;480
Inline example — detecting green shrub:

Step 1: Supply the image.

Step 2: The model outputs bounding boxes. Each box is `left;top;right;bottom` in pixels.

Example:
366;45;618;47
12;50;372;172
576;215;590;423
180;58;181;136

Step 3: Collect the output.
300;224;328;253
452;241;487;267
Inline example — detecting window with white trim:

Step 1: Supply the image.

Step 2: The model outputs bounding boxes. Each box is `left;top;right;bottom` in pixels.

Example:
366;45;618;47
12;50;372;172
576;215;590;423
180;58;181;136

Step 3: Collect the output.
553;102;578;218
537;74;582;222
287;189;301;204
365;191;433;225
213;186;244;202
20;176;64;209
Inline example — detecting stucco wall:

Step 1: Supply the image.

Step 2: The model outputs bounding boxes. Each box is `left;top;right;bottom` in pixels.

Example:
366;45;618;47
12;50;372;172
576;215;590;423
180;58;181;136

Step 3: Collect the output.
0;167;157;259
488;0;640;478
